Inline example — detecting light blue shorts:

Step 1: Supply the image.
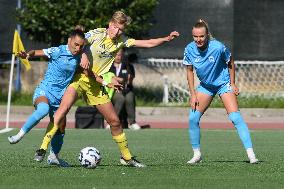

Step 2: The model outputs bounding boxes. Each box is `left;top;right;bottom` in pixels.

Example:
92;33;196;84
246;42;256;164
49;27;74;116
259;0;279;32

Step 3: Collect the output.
196;82;233;96
33;86;60;118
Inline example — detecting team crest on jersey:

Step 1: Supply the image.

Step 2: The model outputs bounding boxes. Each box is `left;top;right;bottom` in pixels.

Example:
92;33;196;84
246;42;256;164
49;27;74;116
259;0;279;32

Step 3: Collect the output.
209;56;215;63
85;32;91;39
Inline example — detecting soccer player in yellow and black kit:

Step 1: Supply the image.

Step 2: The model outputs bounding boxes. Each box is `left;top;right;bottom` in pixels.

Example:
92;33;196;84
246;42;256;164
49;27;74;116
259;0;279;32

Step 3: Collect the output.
35;11;179;167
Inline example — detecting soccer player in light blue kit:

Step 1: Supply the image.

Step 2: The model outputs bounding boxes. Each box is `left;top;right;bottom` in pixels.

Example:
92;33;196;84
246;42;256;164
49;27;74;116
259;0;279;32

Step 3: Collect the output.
183;19;258;164
8;28;86;166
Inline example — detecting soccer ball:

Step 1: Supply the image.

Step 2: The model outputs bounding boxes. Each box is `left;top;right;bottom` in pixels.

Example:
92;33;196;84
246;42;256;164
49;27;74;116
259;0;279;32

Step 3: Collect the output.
79;147;102;169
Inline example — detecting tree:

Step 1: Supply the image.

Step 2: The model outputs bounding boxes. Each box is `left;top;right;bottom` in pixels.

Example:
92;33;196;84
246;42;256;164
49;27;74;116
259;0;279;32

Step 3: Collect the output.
17;0;158;46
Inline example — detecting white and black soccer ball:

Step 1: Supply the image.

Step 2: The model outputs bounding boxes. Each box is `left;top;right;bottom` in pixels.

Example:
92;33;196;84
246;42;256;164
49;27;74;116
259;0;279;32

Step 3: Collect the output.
79;147;102;169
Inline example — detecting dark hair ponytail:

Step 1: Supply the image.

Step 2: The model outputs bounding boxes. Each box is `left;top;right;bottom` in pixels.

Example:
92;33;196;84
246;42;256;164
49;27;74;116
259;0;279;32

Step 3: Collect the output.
69;25;85;39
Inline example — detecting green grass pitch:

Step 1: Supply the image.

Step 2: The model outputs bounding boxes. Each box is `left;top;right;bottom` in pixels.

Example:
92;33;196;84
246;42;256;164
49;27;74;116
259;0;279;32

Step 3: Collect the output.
1;129;284;189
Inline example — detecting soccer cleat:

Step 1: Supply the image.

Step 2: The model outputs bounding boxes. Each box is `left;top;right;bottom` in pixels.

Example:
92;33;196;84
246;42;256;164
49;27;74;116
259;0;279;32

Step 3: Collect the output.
120;157;146;168
249;157;259;164
34;149;46;162
246;148;259;164
47;152;70;167
187;155;202;164
129;123;141;130
58;159;70;167
8;135;22;144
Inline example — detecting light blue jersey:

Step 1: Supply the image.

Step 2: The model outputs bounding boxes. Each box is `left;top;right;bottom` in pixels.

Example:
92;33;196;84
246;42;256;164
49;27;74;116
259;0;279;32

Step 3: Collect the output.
10;45;82;150
185;40;254;155
183;39;231;88
34;45;81;107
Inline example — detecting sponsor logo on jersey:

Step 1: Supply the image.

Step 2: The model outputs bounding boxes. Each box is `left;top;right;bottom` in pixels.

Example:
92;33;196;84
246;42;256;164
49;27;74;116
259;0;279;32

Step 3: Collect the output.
195;56;201;62
97;50;114;58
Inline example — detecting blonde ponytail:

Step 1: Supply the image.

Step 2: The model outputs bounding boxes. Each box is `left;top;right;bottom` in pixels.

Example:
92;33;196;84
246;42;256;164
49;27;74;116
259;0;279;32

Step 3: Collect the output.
194;19;213;40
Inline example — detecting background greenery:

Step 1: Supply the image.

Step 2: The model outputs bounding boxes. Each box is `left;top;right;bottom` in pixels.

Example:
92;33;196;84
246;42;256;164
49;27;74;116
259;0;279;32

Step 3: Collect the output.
1;129;284;189
17;0;158;46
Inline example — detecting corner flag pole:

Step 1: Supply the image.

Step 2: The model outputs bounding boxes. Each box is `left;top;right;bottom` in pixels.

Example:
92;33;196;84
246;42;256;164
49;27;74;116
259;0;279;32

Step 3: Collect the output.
6;54;16;129
0;0;21;134
0;54;15;134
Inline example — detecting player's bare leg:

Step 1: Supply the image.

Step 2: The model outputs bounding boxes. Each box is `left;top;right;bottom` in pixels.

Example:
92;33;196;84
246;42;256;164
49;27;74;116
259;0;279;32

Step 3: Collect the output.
96;102;145;168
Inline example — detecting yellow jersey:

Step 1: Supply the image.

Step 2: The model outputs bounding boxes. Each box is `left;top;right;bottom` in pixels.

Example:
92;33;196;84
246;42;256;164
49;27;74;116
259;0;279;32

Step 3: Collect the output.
84;28;135;77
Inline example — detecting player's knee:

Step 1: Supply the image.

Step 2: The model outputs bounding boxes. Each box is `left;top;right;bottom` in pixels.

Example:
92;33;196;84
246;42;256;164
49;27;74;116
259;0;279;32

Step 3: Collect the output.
189;110;202;127
108;116;121;128
34;102;49;119
109;120;122;134
228;111;244;125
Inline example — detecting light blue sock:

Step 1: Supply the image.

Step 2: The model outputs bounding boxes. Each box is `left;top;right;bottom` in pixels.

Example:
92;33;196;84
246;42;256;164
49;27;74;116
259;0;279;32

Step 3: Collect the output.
189;109;202;149
228;111;253;149
51;130;64;154
22;102;49;133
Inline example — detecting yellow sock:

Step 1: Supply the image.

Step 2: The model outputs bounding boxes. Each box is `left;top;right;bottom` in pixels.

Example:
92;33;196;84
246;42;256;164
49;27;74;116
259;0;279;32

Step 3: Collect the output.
112;132;132;160
45;122;53;134
40;123;59;150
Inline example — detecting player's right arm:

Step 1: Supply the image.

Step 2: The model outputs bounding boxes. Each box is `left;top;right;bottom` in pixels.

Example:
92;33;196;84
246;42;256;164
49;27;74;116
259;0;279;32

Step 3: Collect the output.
186;65;199;110
17;50;46;59
84;28;103;44
183;48;199;110
227;56;239;96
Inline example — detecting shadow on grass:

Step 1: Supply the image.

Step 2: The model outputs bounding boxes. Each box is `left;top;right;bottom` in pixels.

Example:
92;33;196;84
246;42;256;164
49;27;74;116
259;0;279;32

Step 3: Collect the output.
36;163;127;169
24;160;263;169
210;160;263;164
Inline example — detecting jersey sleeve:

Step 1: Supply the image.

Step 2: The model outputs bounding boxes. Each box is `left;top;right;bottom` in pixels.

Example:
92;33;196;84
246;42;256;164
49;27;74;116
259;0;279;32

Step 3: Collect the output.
183;48;192;66
42;47;60;59
222;44;231;64
85;29;103;44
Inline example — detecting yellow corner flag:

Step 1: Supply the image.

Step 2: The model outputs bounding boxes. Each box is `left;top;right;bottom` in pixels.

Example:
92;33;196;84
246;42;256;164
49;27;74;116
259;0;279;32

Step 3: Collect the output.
12;30;31;70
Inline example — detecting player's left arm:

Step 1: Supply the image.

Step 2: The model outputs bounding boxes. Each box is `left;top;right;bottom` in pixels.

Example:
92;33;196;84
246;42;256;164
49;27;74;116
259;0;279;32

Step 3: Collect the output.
133;31;179;48
227;56;239;96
